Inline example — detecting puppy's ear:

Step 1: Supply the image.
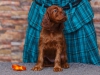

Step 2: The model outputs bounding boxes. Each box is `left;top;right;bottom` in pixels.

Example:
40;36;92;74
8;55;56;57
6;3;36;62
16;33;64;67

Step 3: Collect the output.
41;11;51;28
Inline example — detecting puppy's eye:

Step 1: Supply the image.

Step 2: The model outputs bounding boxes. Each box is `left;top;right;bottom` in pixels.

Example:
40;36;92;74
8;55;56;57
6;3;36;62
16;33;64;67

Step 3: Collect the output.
53;9;58;13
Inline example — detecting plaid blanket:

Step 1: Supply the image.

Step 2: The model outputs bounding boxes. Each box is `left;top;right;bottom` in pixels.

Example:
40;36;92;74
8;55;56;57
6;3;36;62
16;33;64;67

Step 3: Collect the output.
23;0;100;65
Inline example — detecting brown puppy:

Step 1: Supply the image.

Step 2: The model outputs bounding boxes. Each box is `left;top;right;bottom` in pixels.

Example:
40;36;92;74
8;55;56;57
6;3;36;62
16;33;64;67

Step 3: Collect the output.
32;5;69;72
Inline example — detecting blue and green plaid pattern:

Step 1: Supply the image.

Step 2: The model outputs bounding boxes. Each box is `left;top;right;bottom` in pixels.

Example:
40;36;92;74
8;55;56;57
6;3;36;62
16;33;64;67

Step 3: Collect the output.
23;0;100;65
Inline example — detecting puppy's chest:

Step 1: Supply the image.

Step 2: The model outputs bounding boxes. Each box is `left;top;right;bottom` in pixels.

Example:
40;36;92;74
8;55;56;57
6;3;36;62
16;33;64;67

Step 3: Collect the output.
43;32;63;46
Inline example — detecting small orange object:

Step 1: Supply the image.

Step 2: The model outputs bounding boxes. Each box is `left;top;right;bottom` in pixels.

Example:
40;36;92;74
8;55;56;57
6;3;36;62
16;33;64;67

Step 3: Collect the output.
12;64;26;71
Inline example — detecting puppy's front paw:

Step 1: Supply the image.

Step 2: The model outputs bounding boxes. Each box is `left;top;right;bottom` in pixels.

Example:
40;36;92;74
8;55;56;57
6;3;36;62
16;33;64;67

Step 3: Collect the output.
53;66;63;72
31;65;43;71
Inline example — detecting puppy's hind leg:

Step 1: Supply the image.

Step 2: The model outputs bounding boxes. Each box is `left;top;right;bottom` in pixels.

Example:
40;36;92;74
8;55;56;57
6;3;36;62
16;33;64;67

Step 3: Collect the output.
61;52;69;69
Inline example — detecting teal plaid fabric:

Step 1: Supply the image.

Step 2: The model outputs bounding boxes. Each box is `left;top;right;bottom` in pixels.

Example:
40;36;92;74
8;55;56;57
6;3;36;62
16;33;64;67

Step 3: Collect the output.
23;0;100;65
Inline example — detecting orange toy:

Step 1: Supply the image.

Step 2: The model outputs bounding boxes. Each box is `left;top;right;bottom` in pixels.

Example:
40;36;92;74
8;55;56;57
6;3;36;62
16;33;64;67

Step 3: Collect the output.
12;64;26;71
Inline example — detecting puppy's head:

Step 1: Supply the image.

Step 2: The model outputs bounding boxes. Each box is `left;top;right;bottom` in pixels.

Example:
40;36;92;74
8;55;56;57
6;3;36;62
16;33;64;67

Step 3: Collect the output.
42;5;67;29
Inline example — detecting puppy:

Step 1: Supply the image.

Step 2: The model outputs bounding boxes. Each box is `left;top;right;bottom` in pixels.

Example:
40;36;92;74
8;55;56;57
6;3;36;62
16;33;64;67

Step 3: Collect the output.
32;5;69;72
